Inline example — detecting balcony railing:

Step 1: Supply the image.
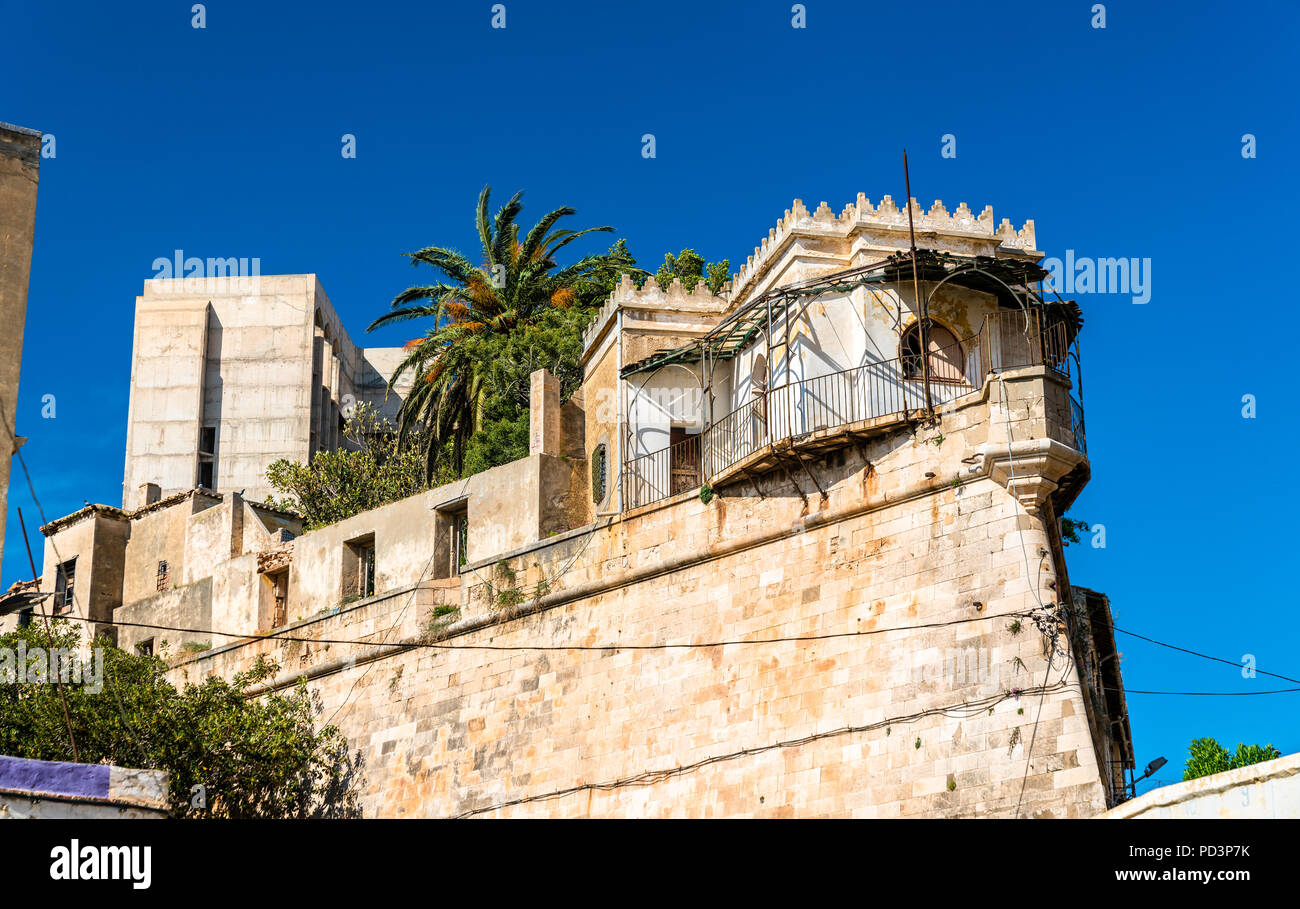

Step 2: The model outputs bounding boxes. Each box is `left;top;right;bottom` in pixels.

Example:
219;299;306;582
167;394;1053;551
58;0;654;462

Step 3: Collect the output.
621;309;1082;510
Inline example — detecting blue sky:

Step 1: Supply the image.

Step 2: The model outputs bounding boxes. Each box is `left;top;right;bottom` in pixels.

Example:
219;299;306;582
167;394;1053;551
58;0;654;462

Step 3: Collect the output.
3;0;1296;792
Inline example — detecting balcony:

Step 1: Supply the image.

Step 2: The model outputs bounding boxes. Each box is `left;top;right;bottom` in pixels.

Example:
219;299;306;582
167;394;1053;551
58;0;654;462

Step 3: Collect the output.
621;309;1083;511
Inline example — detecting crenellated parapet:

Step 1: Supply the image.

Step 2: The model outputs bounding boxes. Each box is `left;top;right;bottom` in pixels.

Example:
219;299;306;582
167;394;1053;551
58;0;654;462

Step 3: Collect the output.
581;272;731;358
581;192;1039;361
730;194;1038;303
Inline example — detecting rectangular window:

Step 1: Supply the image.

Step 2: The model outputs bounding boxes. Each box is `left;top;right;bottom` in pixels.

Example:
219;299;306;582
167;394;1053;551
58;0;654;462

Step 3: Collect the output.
156;560;170;592
54;559;76;614
136;638;153;657
432;503;469;580
357;541;375;598
198;425;217;489
344;535;377;599
269;570;289;628
454;511;469;572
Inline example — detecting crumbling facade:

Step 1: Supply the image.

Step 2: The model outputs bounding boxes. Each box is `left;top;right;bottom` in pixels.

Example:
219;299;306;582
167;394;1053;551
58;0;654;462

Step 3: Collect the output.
14;191;1133;817
0;121;41;571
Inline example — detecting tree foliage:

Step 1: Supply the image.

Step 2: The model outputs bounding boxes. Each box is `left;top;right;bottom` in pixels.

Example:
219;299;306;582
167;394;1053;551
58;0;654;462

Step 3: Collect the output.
1182;736;1281;781
654;248;730;295
0;621;360;817
1060;516;1090;546
368;186;639;478
265;403;438;530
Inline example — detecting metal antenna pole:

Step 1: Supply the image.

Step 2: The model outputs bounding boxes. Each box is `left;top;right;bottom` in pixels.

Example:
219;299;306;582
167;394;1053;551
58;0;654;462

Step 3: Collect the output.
904;150;933;415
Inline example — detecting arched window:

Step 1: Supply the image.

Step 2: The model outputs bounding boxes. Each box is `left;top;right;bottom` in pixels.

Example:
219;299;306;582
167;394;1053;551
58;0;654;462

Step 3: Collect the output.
901;319;964;383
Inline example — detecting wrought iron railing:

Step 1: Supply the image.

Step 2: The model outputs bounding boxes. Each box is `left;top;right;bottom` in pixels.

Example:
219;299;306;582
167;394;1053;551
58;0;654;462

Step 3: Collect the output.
621;309;1081;509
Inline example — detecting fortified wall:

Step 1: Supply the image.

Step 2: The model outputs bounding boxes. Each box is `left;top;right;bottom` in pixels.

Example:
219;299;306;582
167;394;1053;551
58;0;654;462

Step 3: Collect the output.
13;191;1131;817
164;361;1123;817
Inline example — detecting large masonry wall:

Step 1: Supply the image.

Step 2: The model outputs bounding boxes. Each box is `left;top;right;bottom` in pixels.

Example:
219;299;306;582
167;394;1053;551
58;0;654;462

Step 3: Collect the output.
167;369;1108;818
0;122;41;572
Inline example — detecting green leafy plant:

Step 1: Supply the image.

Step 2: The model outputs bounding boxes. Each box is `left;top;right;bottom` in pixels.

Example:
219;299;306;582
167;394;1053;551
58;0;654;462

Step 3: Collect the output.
421;605;462;643
266;403;438;530
0;621;359;817
369;187;641;478
654;249;730;295
1060;516;1091;546
1183;737;1281;781
491;560;523;610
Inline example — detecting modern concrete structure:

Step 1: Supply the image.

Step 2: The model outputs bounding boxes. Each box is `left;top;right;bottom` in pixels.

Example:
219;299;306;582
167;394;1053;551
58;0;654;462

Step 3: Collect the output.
23;191;1130;817
122;274;413;509
0;121;41;574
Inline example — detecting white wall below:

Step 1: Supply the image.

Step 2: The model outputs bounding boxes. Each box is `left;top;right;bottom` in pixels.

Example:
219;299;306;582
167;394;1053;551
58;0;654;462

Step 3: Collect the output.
1103;752;1300;819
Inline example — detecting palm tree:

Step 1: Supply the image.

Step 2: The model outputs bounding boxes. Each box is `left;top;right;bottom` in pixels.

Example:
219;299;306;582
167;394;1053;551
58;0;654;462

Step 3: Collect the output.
369;186;628;479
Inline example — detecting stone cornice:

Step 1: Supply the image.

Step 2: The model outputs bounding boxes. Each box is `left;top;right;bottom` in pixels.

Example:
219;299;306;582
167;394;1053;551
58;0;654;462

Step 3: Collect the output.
978;438;1086;515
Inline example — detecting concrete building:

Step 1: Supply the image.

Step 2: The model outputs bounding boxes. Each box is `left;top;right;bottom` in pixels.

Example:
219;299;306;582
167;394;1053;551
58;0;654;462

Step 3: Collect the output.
0;121;41;573
122;274;413;509
19;191;1133;817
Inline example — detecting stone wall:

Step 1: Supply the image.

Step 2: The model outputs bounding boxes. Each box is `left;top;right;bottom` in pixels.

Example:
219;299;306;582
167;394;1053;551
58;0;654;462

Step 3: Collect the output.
166;369;1113;818
0;122;41;573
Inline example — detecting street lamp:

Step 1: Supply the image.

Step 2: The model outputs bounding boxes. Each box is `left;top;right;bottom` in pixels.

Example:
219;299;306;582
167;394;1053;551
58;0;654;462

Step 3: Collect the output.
1131;756;1167;798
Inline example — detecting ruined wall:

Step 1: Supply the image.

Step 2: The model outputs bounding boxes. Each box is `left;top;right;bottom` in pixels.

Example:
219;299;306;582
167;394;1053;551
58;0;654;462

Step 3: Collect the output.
121;496;210;604
115;578;213;655
0;511;132;635
0;122;41;573
166;369;1108;818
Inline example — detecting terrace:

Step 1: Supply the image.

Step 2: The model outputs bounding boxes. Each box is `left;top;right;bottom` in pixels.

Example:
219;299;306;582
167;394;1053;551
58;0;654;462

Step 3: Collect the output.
618;253;1085;511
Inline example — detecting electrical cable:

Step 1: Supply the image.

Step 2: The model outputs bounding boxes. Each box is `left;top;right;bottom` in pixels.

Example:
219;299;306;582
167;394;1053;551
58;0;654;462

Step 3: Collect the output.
453;679;1073;818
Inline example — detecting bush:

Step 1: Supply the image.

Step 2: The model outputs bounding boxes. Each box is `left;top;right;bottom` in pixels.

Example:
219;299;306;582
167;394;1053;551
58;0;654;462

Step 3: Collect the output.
0;620;361;817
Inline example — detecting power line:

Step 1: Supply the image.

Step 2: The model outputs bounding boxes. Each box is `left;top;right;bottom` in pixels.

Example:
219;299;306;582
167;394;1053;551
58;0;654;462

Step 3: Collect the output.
1107;691;1300;697
453;680;1072;818
33;585;1300;694
1103;618;1300;686
41;606;1042;655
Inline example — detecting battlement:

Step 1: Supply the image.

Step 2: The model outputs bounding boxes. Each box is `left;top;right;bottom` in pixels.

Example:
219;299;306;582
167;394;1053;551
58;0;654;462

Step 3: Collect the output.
581;272;730;355
730;194;1038;302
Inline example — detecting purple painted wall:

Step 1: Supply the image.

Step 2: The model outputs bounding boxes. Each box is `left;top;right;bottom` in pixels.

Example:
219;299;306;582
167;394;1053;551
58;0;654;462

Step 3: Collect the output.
0;754;110;799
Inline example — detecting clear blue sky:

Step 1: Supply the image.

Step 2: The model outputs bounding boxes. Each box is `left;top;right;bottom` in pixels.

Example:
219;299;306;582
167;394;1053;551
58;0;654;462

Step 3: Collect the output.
3;0;1296;792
